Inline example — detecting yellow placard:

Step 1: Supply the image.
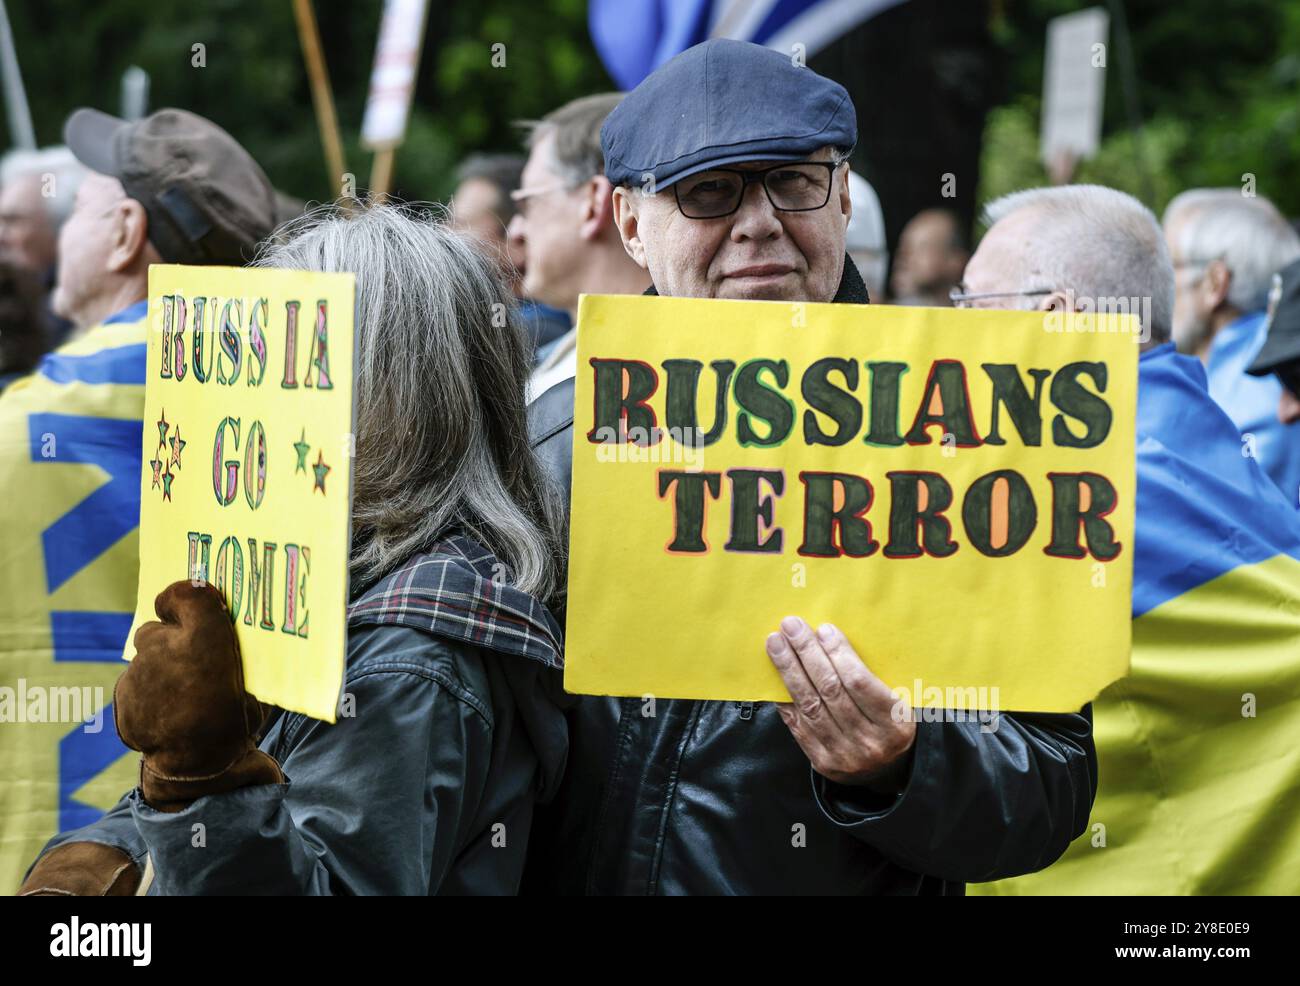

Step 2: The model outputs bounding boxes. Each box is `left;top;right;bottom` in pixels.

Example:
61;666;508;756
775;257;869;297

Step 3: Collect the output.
128;265;355;723
565;294;1138;712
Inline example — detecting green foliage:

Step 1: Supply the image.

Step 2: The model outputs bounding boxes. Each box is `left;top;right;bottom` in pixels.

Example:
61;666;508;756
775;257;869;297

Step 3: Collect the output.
980;0;1300;220
1;0;611;204
4;0;1296;220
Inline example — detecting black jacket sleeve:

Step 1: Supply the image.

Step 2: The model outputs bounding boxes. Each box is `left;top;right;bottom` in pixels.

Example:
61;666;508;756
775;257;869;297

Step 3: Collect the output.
811;707;1097;883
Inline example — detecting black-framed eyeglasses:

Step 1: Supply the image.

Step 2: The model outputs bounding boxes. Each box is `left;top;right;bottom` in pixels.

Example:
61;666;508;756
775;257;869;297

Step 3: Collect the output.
673;161;840;220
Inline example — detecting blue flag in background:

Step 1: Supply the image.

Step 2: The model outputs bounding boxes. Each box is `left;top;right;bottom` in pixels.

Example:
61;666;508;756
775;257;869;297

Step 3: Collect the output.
590;0;910;89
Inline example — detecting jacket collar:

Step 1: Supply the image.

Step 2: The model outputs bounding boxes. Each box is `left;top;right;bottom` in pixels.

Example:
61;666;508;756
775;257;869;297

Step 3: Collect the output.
347;535;563;670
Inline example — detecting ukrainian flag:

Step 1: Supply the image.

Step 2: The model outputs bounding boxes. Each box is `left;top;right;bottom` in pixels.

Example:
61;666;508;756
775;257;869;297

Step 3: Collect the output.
974;342;1300;895
0;301;148;892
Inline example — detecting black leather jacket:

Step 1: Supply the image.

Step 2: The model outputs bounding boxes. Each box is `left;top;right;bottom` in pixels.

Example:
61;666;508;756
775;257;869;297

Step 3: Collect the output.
523;259;1098;895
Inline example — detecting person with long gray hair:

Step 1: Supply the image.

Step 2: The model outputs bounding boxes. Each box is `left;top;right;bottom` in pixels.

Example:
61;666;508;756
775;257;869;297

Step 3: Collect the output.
19;204;570;896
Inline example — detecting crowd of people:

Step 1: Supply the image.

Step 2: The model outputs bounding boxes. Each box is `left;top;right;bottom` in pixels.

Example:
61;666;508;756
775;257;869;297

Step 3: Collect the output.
4;37;1298;895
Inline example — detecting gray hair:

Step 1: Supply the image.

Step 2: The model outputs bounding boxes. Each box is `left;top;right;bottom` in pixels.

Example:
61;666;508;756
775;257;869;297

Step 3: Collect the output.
1163;188;1300;313
982;184;1174;345
0;146;84;225
254;203;565;599
520;92;624;187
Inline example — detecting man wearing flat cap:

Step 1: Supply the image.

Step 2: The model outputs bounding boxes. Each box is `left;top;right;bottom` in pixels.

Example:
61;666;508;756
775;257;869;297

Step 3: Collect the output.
3;108;276;894
1247;257;1300;430
526;40;1095;895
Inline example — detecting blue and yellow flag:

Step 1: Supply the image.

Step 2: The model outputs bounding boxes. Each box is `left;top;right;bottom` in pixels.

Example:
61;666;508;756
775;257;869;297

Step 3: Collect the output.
975;343;1300;895
0;301;147;892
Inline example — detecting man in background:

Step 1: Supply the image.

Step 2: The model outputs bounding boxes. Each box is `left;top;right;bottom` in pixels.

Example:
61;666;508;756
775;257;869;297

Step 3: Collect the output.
846;170;887;301
962;184;1300;895
1163;189;1300;504
506;93;650;400
450;153;568;354
0;147;85;350
0;107;277;893
889;207;968;307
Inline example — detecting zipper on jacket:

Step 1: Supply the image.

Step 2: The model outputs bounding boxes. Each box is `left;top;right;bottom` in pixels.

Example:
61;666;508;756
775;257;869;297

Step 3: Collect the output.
736;701;754;720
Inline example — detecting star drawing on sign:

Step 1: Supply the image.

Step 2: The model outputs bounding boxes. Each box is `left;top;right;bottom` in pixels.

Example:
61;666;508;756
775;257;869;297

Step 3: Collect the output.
169;426;186;468
312;451;331;495
294;429;311;474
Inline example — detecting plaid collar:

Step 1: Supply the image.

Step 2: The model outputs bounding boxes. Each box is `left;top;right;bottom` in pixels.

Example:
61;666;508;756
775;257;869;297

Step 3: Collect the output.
347;535;563;670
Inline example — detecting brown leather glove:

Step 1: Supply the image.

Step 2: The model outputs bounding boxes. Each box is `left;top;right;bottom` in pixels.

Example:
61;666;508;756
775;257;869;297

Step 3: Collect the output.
115;580;284;813
18;842;140;896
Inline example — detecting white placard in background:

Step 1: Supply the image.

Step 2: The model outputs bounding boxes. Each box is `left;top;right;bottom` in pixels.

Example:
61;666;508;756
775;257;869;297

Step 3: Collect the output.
1040;7;1110;163
361;0;430;150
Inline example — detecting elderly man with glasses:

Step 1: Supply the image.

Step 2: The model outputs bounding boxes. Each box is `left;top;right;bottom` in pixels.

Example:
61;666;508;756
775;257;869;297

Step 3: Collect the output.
524;39;1096;897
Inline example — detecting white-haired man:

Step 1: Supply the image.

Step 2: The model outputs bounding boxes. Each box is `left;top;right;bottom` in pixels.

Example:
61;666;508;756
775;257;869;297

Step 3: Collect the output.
1162;189;1300;503
0;147;85;347
962;184;1300;895
0;147;83;277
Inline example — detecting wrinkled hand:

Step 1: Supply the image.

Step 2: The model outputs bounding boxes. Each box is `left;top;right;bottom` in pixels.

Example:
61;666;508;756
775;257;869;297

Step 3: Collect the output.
115;580;283;812
766;617;916;789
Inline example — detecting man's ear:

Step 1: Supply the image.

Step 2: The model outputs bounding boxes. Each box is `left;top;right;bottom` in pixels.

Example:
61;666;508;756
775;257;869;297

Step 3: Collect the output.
1202;258;1232;310
106;199;153;274
580;175;616;242
837;163;852;233
1039;290;1075;315
611;185;648;269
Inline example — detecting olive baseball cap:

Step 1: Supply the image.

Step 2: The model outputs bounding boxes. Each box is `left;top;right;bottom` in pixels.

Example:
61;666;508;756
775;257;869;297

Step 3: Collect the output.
63;107;278;266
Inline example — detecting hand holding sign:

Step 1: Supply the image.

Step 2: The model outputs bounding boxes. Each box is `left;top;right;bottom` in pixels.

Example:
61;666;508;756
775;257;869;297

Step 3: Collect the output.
117;580;283;812
766;618;916;788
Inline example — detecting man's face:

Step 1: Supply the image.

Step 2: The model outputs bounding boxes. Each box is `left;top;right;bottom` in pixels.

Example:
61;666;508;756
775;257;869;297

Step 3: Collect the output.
891;210;966;301
450;177;518;278
1165;209;1221;353
0;173;58;273
506;132;586;311
614;148;850;302
50;172;130;327
1170;261;1213;352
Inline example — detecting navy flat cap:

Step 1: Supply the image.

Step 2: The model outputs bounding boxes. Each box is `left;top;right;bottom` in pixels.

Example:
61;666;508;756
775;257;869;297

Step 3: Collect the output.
601;39;857;189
